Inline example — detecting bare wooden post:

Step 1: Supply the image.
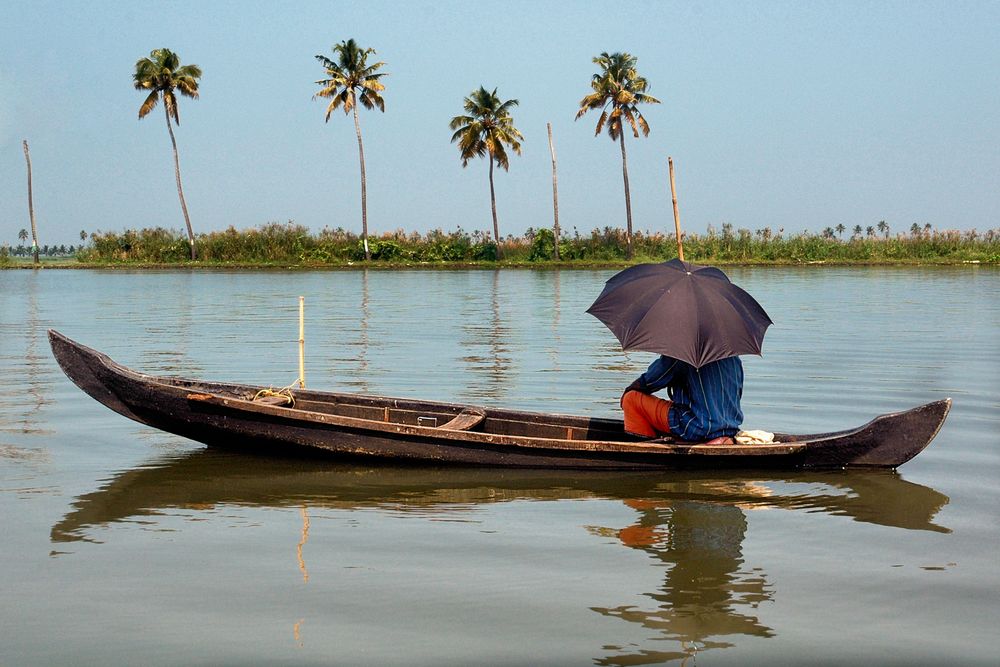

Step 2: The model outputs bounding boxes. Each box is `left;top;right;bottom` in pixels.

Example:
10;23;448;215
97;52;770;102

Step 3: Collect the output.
298;296;305;389
22;140;39;265
547;122;560;261
668;156;684;262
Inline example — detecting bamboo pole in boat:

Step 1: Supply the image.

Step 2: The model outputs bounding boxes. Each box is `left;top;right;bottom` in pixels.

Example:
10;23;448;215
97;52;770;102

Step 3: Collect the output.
298;296;305;388
668;156;684;262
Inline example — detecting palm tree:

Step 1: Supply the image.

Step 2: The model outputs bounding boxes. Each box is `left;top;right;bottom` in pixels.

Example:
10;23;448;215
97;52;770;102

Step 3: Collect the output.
449;86;523;259
852;225;863;239
835;223;846;239
133;48;202;260
866;226;876;238
910;223;921;238
79;230;87;242
22;140;39;264
877;220;889;239
576;52;660;260
18;229;28;245
314;39;388;262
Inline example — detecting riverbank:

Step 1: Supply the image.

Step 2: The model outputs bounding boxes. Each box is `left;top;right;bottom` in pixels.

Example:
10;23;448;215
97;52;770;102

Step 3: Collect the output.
4;223;998;268
2;257;996;270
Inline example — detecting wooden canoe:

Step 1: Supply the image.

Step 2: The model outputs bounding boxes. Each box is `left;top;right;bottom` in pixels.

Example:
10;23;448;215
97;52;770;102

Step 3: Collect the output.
48;330;951;470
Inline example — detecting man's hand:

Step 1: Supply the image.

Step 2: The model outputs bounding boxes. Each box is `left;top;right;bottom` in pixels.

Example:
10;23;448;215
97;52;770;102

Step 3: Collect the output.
621;377;648;407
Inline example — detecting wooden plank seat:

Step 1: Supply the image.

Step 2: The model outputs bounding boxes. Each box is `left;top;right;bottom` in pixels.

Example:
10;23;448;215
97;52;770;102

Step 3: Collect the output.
438;408;486;431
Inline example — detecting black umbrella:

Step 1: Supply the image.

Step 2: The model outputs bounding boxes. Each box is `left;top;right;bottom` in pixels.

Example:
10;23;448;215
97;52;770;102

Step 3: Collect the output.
586;259;773;368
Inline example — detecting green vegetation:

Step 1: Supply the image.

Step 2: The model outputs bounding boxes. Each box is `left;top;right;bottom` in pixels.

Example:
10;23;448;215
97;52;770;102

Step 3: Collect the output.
314;39;388;262
134;48;202;259
576;52;661;260
5;243;78;259
449;87;523;259
51;222;998;267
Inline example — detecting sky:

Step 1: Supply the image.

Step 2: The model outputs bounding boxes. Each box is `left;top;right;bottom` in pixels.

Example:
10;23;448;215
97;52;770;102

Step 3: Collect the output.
2;0;998;245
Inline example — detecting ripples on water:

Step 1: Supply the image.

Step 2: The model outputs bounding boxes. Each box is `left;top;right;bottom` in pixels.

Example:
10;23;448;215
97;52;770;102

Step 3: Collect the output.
0;266;997;665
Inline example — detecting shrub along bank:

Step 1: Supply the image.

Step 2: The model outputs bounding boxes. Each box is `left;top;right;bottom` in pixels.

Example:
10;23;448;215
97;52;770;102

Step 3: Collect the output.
67;222;1000;266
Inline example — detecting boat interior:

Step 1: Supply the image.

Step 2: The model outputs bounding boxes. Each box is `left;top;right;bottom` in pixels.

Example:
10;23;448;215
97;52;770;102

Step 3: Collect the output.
166;375;645;443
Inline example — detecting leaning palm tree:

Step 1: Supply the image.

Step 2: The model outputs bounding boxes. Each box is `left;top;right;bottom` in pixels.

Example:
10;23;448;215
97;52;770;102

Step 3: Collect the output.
133;48;202;260
576;52;660;260
449;87;523;259
314;39;388;262
22;140;40;264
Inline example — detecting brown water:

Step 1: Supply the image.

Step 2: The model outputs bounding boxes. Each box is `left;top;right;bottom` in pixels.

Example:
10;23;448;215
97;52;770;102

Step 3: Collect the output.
1;267;997;665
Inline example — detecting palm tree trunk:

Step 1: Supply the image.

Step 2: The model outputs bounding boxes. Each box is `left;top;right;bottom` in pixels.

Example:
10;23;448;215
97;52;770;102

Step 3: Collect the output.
353;105;371;261
547;123;560;261
164;105;196;260
618;130;634;260
488;157;501;260
22;140;39;265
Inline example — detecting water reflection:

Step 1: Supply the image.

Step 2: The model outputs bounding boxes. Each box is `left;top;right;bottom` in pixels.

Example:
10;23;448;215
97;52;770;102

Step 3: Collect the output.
592;496;771;665
140;271;196;374
0;272;54;436
550;270;561;371
51;450;949;660
337;269;372;393
460;269;511;401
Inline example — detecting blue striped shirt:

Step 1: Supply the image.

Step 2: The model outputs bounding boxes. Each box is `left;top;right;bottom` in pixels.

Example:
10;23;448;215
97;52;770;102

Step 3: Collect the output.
638;355;744;441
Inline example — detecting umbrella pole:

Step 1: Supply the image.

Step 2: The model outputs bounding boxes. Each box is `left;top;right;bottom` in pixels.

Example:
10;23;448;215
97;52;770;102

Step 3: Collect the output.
668;156;684;262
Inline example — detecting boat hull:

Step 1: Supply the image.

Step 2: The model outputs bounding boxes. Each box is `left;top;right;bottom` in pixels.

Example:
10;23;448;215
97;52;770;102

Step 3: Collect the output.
48;330;951;470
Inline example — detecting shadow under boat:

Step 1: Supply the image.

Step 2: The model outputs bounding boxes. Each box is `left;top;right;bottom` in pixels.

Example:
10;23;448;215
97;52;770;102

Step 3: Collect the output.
51;446;950;544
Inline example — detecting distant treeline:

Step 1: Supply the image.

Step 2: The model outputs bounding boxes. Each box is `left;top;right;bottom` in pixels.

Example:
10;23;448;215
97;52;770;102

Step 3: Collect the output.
2;244;78;259
11;222;987;266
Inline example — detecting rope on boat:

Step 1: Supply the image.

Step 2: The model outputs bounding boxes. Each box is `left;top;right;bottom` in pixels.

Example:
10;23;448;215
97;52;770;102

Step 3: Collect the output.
251;382;298;407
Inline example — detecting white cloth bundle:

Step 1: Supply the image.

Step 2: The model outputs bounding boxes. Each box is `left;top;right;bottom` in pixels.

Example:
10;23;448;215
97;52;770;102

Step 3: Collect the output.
736;429;776;445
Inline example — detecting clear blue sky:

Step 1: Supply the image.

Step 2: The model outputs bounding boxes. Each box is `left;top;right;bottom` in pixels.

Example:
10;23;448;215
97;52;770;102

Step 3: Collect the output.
2;0;998;245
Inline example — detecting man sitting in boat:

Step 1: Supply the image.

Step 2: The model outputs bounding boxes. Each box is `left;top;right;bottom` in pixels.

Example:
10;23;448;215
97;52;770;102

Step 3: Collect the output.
621;355;743;443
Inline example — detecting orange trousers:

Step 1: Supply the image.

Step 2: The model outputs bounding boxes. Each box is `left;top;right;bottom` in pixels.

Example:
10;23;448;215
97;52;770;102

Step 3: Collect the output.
621;390;672;438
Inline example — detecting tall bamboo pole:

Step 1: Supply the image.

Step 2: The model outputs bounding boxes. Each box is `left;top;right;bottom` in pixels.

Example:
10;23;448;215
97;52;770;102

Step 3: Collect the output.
22;140;39;265
668;156;684;262
298;296;306;389
547;123;560;261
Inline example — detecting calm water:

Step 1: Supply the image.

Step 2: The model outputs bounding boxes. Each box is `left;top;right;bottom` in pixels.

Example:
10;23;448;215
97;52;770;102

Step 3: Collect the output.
1;267;998;665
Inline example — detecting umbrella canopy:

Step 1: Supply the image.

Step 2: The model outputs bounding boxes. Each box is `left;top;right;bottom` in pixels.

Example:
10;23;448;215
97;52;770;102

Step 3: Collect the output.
587;259;773;368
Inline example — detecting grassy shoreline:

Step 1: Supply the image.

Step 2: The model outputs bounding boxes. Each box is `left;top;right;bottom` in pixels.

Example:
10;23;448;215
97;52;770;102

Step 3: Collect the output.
3;223;998;268
2;257;996;270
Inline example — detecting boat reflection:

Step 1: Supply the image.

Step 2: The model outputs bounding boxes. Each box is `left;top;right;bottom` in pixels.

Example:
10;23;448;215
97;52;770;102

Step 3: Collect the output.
51;449;949;662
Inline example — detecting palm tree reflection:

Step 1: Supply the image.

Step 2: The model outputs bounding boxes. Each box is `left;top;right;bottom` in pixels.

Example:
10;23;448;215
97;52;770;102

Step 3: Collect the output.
460;269;510;401
337;269;372;394
16;272;52;435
